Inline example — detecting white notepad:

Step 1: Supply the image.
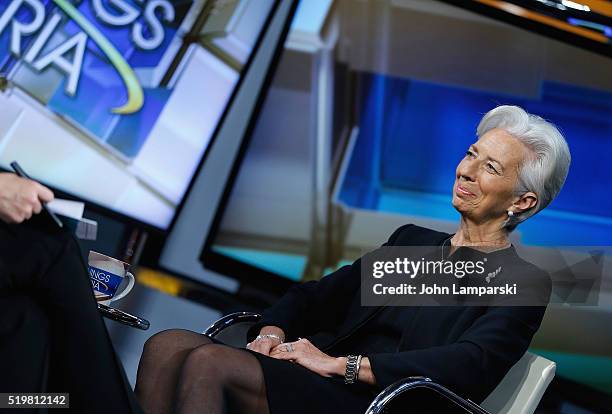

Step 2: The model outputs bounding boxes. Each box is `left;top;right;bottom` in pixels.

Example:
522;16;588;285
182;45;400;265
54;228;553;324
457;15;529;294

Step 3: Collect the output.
47;198;85;220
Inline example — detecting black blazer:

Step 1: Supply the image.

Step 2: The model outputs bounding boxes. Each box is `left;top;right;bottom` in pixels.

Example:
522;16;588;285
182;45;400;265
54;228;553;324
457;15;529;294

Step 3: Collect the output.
248;224;551;403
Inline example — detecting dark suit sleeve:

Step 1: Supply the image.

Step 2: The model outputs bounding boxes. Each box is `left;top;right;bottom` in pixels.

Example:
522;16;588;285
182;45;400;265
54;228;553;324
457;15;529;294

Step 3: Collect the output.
247;225;414;342
368;305;547;402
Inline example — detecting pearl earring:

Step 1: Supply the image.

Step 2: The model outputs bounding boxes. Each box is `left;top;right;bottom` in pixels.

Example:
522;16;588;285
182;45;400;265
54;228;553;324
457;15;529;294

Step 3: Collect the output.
507;210;514;217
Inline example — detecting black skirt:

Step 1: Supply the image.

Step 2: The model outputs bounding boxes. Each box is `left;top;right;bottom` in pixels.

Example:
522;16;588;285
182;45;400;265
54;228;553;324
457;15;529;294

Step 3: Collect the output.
207;336;378;414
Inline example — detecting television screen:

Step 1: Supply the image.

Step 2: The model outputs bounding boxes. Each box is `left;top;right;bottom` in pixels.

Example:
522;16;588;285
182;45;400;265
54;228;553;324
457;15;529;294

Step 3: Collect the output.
0;0;275;229
201;0;612;281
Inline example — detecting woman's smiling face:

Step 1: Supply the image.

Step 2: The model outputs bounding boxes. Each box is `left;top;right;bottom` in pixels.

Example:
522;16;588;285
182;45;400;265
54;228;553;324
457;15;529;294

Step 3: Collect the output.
452;128;533;224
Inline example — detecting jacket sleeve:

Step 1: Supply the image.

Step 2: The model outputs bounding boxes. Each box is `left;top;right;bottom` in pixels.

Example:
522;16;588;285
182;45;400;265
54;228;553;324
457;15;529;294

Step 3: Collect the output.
246;225;414;342
368;270;551;403
368;305;547;402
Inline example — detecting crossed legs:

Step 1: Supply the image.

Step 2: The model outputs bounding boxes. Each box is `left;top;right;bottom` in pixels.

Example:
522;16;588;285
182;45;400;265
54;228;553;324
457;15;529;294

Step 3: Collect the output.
136;329;269;414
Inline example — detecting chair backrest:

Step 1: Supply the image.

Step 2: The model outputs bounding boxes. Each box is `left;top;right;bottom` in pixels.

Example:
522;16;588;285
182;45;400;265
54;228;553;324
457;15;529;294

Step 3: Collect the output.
481;352;555;414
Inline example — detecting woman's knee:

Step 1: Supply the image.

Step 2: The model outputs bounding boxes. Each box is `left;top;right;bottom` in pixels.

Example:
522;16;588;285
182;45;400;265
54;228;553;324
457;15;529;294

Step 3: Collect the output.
143;329;196;355
142;329;211;359
181;344;231;380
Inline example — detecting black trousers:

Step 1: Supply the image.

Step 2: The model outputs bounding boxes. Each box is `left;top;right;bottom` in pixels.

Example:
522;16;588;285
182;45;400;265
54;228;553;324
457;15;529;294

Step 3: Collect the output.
0;215;142;413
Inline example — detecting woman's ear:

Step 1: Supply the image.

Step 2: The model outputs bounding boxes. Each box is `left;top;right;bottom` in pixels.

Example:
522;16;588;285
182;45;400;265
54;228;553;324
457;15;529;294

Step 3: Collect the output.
513;192;538;214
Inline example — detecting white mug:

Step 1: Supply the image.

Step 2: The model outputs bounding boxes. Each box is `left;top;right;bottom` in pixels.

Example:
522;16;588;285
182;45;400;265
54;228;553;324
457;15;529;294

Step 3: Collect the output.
88;251;135;305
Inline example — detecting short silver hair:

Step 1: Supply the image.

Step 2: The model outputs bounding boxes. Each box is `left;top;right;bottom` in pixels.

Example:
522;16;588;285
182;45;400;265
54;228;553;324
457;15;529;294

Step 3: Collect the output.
477;105;571;230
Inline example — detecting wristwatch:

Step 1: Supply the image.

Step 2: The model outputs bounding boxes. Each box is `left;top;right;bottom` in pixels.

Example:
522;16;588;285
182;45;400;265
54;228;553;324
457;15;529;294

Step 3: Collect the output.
344;355;362;384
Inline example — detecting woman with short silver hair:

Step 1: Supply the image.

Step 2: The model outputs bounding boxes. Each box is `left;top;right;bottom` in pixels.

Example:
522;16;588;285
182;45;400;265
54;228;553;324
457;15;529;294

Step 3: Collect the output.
136;105;570;414
475;105;571;230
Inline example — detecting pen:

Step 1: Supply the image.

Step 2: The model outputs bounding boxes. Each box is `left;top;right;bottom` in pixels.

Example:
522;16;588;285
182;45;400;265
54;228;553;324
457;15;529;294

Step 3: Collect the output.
10;161;63;228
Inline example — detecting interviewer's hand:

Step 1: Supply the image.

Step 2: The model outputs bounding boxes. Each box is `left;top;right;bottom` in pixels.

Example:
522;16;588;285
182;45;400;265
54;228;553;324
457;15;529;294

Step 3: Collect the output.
0;172;54;224
270;338;343;378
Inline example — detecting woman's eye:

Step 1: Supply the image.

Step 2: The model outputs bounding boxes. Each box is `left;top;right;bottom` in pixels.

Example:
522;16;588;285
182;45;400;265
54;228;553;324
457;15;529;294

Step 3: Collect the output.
465;150;474;157
486;163;498;173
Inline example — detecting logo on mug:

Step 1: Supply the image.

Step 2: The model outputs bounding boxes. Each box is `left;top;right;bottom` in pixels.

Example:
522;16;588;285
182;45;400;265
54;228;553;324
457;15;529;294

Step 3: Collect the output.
87;250;135;303
88;266;124;300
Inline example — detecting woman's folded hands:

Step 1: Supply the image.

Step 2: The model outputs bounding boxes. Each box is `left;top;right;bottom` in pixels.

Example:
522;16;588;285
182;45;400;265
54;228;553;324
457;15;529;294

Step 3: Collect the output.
269;338;345;378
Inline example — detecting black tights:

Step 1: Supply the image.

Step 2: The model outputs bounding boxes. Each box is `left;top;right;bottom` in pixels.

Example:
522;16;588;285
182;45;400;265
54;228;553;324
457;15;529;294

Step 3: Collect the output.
135;329;270;414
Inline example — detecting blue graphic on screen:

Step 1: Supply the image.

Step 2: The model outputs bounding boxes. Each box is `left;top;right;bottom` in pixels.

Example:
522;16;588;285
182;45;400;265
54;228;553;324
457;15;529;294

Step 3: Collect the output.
339;73;612;246
0;0;193;159
0;0;54;71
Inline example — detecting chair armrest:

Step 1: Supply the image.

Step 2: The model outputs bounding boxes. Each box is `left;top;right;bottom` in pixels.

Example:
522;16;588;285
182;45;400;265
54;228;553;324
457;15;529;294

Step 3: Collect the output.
365;376;492;414
97;303;150;330
203;311;262;337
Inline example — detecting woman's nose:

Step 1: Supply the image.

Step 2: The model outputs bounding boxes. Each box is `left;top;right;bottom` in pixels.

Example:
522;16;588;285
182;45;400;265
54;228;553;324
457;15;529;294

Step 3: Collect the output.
458;160;477;182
